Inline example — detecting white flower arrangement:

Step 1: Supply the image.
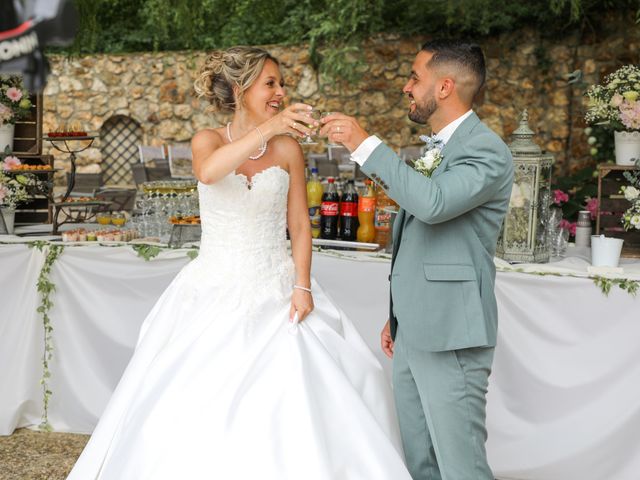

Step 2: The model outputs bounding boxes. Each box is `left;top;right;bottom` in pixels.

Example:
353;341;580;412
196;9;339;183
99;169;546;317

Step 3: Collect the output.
0;154;31;210
585;65;640;131
0;75;32;127
410;135;444;177
621;161;640;231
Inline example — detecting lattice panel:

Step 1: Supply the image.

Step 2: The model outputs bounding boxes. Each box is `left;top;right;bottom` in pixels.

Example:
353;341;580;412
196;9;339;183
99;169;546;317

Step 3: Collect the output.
100;115;142;185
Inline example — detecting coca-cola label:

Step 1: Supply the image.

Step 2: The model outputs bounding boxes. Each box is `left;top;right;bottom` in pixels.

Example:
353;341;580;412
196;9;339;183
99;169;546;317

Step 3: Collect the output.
321;202;339;216
340;202;358;217
375;209;391;229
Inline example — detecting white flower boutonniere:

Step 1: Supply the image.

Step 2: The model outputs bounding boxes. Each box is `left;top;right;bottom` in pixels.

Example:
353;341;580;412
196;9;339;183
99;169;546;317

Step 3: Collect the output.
411;135;444;177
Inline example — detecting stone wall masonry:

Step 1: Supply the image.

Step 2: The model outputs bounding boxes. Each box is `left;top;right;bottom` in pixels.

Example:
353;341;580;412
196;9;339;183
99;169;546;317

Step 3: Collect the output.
42;14;640;185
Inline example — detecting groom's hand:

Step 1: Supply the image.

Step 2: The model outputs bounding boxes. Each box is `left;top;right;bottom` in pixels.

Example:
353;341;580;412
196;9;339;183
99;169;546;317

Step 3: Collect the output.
319;113;369;152
381;320;394;359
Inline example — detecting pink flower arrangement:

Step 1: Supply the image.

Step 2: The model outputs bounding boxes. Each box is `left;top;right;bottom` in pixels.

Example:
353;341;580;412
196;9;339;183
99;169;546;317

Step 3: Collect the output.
559;219;576;236
5;87;22;102
0;76;31;126
619;99;640;130
584;197;599;220
585;65;640;132
553;189;569;206
2;155;20;170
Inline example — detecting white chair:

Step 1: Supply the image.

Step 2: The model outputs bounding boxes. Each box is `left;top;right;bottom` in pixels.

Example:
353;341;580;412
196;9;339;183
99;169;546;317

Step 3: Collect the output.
138;145;166;164
167;143;193;178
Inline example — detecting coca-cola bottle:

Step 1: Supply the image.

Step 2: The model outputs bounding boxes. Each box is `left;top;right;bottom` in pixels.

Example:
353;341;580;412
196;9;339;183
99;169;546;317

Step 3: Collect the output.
339;180;359;241
320;177;339;239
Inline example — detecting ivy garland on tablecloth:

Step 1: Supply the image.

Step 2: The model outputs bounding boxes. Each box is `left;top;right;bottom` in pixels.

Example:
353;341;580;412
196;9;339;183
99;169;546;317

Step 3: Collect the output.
4;239;637;431
496;265;639;298
16;241;199;430
27;241;65;431
592;277;639;297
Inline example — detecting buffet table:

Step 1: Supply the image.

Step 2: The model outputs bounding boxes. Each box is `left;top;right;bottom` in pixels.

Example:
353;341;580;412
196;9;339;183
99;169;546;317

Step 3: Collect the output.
1;239;639;480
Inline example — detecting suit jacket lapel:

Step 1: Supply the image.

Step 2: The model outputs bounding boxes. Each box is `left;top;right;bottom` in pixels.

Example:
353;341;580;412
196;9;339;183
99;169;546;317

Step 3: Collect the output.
391;207;405;266
392;113;481;260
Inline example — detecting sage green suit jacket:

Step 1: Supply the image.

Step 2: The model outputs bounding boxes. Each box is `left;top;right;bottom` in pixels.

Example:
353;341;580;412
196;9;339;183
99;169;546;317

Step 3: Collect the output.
361;113;513;352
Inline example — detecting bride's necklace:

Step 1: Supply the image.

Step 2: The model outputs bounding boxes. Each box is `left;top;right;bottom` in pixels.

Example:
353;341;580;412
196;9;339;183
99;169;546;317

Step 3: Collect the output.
226;122;267;161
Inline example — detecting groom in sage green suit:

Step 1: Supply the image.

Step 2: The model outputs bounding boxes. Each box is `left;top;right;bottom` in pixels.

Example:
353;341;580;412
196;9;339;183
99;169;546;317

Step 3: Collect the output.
321;40;513;479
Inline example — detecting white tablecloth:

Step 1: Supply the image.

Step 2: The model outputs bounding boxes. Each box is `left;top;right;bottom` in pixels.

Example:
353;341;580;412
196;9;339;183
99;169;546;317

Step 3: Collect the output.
1;242;639;479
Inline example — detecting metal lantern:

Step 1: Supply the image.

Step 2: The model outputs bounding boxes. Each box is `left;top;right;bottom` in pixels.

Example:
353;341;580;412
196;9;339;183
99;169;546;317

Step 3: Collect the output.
496;110;554;263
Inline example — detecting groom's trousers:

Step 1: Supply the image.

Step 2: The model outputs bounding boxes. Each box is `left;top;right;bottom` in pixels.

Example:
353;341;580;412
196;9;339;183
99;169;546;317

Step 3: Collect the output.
392;325;495;480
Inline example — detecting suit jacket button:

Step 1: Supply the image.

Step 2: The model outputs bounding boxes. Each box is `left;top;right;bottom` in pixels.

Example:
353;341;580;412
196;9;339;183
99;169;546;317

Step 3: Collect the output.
388;274;391;281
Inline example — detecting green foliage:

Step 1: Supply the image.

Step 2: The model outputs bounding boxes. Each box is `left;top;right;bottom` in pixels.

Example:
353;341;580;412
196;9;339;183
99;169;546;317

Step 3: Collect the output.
552;165;599;221
64;0;636;82
593;276;639;296
132;243;162;261
28;242;65;431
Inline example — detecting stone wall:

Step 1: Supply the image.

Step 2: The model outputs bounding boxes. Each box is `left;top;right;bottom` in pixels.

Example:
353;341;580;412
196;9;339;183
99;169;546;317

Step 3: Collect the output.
42;13;640;185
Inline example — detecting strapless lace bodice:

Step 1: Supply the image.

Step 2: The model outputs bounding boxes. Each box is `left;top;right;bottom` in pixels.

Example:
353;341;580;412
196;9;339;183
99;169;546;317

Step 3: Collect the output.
198;166;290;257
183;166;295;316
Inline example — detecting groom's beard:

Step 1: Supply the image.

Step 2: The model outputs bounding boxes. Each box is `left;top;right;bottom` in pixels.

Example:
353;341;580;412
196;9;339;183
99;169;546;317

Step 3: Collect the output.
408;95;437;125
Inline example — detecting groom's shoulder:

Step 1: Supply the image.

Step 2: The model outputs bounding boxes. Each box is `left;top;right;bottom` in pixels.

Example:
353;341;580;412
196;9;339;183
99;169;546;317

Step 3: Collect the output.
464;118;511;155
470;118;506;145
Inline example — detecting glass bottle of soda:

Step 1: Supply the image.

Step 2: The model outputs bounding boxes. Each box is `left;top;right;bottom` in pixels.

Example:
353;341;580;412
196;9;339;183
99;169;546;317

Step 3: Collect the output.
374;185;398;248
306;167;323;238
357;179;376;243
320;177;339;239
339;179;359;241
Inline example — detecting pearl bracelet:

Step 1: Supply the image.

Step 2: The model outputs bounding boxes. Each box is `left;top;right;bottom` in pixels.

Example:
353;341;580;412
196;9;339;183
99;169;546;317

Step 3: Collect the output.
294;285;312;293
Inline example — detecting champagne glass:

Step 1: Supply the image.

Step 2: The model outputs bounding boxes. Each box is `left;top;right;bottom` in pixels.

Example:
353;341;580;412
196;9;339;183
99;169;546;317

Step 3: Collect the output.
321;111;338;147
299;109;320;145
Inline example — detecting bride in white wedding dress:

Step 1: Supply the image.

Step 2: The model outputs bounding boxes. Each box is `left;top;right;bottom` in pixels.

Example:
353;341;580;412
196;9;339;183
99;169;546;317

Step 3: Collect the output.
67;46;411;480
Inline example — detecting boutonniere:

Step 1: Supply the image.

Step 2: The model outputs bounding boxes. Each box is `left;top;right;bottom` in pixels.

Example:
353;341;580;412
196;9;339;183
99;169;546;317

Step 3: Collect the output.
410;135;444;177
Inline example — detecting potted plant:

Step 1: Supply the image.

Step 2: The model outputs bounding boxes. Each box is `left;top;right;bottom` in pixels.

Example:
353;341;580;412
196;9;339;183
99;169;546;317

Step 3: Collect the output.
0;154;30;234
0;76;32;154
585;65;640;166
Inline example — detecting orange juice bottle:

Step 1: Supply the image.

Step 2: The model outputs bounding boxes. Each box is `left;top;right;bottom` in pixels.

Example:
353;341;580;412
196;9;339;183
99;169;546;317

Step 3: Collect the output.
357;179;376;243
306;167;323;238
374;185;398;249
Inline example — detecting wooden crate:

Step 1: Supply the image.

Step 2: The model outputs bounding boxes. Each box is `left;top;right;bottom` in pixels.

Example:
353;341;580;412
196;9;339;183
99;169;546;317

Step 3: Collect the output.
596;164;640;257
12;93;43;155
14;154;54;225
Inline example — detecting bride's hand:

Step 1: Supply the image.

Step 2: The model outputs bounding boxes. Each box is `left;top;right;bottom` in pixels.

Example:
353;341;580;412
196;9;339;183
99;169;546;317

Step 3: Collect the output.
263;103;318;139
290;288;314;323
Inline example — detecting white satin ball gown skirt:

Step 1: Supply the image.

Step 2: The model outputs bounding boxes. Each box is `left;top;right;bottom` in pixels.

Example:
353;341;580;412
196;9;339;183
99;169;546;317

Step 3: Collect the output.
66;270;412;479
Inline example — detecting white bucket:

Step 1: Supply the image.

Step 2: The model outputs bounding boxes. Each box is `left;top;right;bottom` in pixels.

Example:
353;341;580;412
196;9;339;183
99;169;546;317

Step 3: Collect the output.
591;235;624;267
614;131;640;166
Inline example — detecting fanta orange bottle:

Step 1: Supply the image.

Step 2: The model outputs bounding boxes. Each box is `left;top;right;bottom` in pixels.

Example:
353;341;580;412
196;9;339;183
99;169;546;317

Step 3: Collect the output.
357;179;376;243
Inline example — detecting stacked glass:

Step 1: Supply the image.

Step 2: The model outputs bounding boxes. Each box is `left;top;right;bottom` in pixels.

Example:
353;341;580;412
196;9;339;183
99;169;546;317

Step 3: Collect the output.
136;180;199;240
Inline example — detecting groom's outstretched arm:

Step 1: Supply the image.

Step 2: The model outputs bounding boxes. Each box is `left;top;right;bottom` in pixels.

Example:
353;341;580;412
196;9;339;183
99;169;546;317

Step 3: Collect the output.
363;139;510;224
320;113;512;225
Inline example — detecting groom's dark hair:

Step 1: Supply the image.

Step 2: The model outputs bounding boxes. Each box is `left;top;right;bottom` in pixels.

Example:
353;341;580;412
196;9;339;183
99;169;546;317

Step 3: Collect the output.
421;39;486;104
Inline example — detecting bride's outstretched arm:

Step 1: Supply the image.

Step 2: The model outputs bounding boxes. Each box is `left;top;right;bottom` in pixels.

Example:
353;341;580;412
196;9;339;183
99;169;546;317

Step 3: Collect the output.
191;104;315;185
282;137;314;322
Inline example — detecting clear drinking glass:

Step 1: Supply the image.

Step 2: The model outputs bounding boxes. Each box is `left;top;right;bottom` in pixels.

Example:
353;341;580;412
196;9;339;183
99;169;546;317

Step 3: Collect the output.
299;109;320;145
551;227;569;257
321;111;338;147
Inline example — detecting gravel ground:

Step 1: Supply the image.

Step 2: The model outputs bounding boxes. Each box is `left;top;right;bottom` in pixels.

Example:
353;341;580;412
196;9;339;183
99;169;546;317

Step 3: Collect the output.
0;429;88;480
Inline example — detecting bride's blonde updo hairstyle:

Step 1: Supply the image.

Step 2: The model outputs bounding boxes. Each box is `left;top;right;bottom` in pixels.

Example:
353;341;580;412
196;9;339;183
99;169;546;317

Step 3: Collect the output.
194;46;279;113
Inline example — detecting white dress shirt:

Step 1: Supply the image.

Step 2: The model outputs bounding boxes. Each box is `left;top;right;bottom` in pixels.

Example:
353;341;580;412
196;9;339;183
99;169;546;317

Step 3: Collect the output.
350;110;474;166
